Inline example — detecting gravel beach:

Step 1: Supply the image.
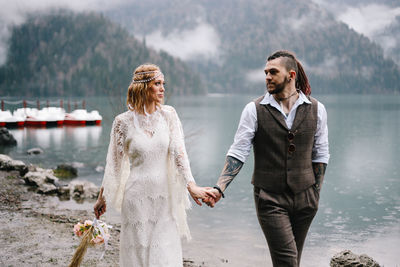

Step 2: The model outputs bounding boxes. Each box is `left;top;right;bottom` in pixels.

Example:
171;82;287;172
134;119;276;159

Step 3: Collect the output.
0;169;205;267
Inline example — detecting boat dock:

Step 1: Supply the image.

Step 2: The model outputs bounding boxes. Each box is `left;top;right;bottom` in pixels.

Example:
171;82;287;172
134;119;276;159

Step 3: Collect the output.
0;100;102;128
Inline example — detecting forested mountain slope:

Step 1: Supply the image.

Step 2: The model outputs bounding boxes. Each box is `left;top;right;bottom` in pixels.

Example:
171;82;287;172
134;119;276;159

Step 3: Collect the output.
0;12;204;97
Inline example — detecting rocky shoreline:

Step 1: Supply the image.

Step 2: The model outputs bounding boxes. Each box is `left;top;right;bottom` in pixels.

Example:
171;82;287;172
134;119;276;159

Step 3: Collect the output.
0;155;203;267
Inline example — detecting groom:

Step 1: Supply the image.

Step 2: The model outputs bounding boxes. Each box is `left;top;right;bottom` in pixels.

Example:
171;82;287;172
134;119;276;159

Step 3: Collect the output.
204;50;329;267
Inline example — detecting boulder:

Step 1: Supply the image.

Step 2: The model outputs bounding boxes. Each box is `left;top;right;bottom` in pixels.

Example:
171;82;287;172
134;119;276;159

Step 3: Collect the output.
45;172;59;185
0;127;17;146
37;183;58;195
27;147;44;155
57;185;71;196
23;168;59;187
24;166;98;199
53;164;78;178
0;154;28;176
330;250;380;267
23;171;46;187
0;155;99;200
69;180;99;199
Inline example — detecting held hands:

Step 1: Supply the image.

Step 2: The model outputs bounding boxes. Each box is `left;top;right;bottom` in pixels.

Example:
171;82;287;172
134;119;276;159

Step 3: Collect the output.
94;186;106;219
187;181;223;208
187;182;217;206
202;188;222;208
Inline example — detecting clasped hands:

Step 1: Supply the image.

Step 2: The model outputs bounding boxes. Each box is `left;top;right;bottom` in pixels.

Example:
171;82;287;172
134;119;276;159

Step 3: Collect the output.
95;183;223;219
187;182;222;208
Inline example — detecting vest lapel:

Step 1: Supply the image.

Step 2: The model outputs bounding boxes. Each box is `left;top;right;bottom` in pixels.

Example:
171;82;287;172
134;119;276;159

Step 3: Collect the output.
290;103;310;131
264;105;288;130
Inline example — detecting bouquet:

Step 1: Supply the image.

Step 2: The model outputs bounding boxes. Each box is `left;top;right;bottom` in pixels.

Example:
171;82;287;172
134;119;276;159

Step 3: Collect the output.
69;218;111;267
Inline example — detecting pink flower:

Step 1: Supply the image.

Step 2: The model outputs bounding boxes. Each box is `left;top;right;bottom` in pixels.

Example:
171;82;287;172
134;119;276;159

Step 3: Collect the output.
74;223;84;237
84;220;93;228
91;235;104;245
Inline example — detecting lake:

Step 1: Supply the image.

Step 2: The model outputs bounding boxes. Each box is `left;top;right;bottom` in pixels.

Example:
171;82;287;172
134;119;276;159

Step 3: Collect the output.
4;94;400;266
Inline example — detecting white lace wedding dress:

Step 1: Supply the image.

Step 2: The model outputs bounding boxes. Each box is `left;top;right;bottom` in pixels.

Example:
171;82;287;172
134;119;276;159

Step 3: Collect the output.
101;105;194;267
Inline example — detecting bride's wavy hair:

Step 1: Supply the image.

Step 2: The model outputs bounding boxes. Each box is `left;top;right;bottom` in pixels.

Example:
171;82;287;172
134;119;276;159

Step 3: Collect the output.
126;63;162;114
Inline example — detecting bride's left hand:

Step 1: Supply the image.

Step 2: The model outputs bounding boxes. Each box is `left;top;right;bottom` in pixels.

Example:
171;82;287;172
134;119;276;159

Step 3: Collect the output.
187;182;216;206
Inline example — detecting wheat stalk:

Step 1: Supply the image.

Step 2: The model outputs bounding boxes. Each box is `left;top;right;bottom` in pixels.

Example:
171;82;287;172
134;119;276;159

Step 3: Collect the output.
68;225;94;267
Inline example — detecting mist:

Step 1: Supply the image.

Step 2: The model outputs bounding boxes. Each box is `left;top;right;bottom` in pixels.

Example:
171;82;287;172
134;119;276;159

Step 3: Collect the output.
246;68;265;84
0;0;223;65
0;0;129;65
337;4;400;39
144;22;221;61
312;0;400;63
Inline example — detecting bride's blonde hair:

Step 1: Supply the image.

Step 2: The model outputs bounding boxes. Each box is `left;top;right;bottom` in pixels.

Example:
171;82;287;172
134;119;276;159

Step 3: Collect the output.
126;63;162;114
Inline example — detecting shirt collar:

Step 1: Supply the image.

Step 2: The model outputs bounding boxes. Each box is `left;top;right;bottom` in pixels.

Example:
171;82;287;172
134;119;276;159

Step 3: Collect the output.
260;90;311;106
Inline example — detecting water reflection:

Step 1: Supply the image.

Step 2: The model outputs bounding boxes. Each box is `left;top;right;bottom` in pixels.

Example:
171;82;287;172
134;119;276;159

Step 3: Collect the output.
10;126;102;150
65;126;102;149
7;126;104;177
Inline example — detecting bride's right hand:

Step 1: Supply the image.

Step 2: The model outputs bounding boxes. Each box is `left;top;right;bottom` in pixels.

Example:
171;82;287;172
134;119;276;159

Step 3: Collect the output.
94;187;106;219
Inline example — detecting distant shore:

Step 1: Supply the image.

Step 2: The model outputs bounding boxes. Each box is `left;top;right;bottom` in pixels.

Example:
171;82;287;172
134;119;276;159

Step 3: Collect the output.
0;166;204;267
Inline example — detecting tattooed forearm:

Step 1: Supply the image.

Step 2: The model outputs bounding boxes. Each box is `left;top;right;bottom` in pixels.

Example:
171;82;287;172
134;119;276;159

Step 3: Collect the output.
312;163;327;190
216;156;244;192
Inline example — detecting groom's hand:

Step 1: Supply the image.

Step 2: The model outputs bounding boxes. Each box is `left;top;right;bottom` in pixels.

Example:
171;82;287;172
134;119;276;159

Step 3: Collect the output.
203;188;221;208
187;182;217;206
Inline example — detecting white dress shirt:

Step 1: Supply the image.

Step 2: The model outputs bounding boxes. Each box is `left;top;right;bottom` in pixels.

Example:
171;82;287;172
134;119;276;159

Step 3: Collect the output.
227;91;330;164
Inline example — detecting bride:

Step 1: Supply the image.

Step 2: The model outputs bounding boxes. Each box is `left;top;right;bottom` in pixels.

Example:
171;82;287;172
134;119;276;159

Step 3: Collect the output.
94;63;214;266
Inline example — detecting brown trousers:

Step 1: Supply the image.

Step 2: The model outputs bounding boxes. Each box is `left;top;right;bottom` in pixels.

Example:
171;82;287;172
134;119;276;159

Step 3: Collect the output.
254;186;319;267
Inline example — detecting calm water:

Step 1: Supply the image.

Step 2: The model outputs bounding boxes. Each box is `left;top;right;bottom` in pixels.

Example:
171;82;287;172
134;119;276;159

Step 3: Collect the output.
4;94;400;266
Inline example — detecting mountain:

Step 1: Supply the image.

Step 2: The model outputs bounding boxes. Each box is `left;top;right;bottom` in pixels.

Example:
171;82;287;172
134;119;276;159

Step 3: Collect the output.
0;11;205;97
380;16;400;65
105;0;400;94
312;0;400;67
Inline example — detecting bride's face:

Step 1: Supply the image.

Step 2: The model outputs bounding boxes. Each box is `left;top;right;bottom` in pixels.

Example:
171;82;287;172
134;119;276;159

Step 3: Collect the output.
148;74;165;105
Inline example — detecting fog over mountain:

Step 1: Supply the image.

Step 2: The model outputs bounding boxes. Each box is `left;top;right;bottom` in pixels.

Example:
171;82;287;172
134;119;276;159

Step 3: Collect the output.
0;12;204;97
0;0;399;94
0;0;131;65
312;0;400;64
104;0;399;93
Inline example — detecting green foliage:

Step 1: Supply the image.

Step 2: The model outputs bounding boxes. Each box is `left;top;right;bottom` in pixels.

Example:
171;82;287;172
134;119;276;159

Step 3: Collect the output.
53;169;76;179
0;11;205;97
53;164;77;179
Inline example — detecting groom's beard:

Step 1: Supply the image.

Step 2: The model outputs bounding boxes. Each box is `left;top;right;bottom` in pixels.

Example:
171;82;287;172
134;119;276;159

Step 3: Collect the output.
267;76;289;95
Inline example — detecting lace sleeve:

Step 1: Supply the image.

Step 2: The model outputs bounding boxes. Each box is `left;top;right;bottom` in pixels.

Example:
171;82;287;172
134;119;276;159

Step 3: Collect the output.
101;116;130;212
169;107;195;184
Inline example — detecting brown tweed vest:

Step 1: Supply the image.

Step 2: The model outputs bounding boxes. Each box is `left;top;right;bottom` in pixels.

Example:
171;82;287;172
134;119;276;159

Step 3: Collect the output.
252;95;318;194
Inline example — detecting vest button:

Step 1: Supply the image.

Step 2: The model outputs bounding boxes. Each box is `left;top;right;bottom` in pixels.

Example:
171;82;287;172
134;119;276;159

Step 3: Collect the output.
288;144;296;153
288;132;295;141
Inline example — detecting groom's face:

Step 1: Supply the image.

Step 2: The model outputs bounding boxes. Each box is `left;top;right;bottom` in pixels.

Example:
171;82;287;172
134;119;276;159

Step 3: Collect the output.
264;58;290;94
